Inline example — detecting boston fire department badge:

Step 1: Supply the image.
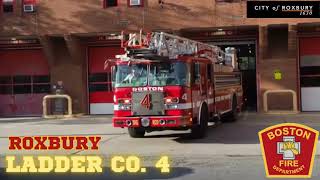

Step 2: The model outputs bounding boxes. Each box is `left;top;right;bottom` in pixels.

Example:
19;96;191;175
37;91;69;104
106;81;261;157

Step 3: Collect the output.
258;123;318;178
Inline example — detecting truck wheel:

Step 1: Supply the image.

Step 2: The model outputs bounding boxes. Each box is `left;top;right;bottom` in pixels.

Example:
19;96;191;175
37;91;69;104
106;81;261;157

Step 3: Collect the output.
191;104;208;139
128;128;145;138
224;95;238;122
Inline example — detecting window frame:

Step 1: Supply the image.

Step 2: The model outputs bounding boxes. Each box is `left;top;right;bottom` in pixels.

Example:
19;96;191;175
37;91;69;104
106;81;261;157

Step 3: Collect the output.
22;0;37;13
1;0;15;14
0;75;51;95
89;72;113;92
103;0;118;8
127;0;144;7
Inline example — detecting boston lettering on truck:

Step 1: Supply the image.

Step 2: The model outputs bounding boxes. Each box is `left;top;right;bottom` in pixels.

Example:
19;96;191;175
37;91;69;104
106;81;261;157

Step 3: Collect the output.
108;30;243;138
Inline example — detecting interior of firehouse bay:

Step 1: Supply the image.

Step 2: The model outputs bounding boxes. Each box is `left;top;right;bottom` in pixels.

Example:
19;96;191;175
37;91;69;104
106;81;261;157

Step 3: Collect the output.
1;23;320;117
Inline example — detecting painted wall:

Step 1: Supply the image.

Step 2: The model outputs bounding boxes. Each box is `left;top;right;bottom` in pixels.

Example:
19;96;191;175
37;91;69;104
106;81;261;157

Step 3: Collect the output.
1;0;320;36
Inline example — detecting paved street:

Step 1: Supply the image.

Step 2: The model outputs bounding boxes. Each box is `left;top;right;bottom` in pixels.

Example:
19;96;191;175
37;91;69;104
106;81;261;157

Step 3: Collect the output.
1;112;320;179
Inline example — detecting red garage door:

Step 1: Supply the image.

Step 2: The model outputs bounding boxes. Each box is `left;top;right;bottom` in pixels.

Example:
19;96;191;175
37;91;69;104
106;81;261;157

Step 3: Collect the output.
88;46;123;114
300;37;320;111
0;49;50;116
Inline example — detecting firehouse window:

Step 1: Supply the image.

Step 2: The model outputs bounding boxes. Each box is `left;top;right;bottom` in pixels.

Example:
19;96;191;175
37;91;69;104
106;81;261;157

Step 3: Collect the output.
89;84;108;92
267;25;288;58
0;76;11;84
89;73;108;82
13;75;31;84
14;85;31;94
89;73;112;92
128;0;143;7
300;77;320;87
0;75;50;95
104;0;118;7
32;75;50;93
2;0;14;13
33;75;50;83
13;75;31;94
0;76;12;94
0;85;12;94
33;84;50;93
300;66;320;87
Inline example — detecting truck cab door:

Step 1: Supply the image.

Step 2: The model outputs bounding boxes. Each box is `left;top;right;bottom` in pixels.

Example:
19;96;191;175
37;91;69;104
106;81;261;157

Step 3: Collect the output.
191;62;207;118
200;63;208;97
206;63;214;114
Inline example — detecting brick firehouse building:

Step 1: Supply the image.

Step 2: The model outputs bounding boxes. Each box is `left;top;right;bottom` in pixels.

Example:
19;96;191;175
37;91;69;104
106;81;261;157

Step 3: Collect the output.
1;0;320;116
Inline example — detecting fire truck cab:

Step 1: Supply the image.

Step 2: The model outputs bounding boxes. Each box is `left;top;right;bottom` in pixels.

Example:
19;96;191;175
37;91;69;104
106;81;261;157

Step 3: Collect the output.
111;31;243;138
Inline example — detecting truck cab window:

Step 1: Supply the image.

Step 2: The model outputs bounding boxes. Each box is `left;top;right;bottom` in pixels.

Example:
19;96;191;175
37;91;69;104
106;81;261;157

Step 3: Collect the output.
207;64;212;81
193;63;201;84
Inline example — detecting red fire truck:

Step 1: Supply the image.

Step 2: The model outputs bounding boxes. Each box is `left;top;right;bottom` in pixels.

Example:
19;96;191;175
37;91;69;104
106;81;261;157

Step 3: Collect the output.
111;31;243;138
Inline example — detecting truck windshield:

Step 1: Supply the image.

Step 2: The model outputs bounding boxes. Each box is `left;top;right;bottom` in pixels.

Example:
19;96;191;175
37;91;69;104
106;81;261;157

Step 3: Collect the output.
149;62;189;86
115;64;148;87
114;62;189;87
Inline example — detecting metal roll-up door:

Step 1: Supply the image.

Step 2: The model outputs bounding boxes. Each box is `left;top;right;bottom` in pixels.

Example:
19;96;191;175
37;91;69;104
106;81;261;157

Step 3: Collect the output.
0;49;50;116
88;46;124;114
300;37;320;111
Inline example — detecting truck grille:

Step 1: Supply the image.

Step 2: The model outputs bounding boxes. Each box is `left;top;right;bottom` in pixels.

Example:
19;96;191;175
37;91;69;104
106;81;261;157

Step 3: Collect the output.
132;92;165;116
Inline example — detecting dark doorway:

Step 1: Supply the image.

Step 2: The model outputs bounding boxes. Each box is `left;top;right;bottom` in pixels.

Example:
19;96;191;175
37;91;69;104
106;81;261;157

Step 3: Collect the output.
212;41;257;111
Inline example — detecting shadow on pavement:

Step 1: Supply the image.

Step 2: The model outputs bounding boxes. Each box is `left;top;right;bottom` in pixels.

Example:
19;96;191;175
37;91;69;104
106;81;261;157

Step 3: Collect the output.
173;123;265;144
0;167;193;180
0;119;43;124
43;119;113;125
145;133;190;139
172;113;320;144
143;122;264;144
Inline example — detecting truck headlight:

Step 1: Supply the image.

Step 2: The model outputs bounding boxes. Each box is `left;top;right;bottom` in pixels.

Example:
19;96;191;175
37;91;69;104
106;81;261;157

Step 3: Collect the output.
119;104;131;110
165;97;179;104
165;104;178;109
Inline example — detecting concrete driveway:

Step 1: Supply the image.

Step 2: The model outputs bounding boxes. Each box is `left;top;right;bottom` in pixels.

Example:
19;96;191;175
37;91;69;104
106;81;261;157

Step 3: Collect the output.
1;112;320;179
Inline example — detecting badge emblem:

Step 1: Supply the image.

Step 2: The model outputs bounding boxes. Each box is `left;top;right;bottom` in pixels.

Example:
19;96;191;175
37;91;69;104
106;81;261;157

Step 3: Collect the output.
259;123;318;178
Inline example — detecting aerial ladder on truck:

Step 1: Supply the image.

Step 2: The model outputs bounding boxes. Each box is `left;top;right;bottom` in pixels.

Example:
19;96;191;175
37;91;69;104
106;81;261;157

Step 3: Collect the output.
114;30;229;66
110;30;242;138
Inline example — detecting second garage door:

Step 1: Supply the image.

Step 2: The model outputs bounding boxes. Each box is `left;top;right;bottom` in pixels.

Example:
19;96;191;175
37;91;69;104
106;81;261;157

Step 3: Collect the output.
0;49;50;116
300;37;320;111
88;46;123;114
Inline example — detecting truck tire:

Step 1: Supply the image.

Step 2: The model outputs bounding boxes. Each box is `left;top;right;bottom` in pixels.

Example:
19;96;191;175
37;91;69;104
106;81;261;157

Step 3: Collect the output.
191;104;208;139
128;128;145;138
224;95;238;122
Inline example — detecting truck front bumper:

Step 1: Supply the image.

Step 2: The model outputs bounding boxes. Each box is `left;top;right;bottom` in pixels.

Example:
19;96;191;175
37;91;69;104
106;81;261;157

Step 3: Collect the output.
113;116;192;128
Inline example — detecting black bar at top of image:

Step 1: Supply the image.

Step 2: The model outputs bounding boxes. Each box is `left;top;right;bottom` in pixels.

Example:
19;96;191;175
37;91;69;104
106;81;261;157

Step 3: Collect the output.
247;1;320;18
